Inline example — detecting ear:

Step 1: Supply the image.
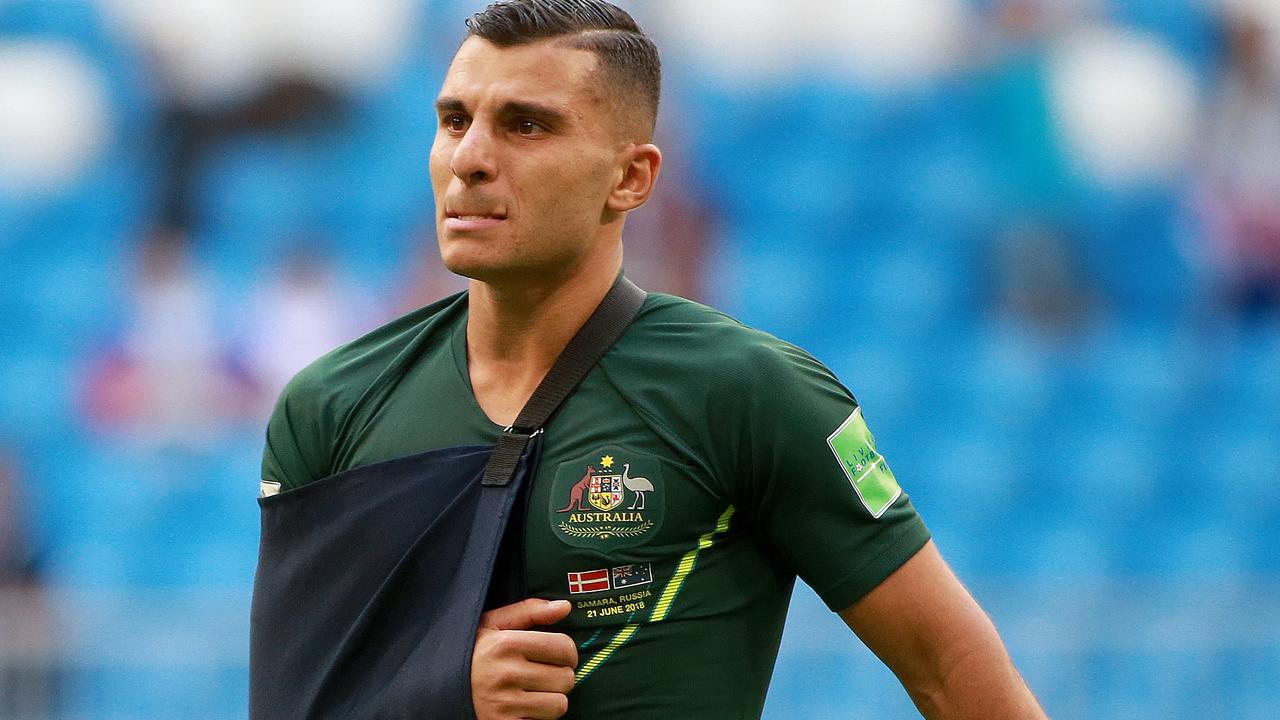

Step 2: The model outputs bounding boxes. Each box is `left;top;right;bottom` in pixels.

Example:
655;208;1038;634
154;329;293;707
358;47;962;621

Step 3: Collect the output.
606;143;662;213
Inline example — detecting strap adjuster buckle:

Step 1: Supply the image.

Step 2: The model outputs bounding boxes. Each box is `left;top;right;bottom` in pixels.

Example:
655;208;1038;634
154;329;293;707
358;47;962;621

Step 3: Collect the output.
502;425;544;437
483;427;543;487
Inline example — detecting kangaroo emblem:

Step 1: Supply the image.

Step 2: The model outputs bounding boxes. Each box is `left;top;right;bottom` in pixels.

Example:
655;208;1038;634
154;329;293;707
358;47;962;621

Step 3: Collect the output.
556;466;594;513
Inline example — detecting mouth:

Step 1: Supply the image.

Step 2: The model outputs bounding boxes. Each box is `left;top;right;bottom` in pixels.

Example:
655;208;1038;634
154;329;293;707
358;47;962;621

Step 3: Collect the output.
446;212;507;220
443;210;507;232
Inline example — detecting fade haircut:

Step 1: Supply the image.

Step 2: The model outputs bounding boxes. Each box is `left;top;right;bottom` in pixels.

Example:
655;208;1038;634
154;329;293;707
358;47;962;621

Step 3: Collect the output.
465;0;661;140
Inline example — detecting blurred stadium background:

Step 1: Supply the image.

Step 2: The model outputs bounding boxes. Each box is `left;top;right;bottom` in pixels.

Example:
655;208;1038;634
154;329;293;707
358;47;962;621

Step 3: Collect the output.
1;0;1278;717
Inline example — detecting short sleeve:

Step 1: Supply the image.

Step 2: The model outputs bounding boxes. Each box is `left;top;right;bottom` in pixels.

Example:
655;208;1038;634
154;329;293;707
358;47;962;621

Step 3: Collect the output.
260;365;339;492
730;342;930;612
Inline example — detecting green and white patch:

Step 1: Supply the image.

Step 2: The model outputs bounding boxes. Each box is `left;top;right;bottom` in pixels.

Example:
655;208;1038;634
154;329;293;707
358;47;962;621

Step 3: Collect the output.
826;407;902;518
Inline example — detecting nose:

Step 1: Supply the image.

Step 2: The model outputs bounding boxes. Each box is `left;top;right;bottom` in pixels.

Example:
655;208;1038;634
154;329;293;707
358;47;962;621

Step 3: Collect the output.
449;123;498;186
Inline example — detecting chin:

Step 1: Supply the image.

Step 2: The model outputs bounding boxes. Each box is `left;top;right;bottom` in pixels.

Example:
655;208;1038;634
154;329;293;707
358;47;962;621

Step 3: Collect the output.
438;232;581;285
440;247;516;283
442;253;570;288
439;235;492;278
439;254;486;281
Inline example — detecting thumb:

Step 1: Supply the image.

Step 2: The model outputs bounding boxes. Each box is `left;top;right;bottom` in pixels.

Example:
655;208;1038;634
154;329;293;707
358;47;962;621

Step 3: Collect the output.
479;598;573;631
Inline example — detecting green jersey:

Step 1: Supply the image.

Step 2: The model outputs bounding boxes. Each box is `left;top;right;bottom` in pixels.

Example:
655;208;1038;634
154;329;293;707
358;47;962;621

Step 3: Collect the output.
262;290;930;719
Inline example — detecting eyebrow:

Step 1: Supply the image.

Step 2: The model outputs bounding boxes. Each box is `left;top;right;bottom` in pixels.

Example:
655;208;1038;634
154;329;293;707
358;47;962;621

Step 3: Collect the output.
434;96;571;127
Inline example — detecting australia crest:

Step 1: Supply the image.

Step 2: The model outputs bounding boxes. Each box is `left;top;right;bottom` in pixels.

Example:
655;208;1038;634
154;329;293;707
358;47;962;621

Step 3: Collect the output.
550;449;663;550
587;472;623;512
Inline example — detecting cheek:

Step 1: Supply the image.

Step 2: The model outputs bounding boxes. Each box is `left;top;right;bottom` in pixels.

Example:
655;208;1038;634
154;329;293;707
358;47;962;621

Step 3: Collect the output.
428;139;452;189
531;159;613;219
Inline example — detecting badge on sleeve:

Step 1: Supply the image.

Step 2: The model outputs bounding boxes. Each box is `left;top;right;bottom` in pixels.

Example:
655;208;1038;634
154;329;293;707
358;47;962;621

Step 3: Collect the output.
826;407;902;518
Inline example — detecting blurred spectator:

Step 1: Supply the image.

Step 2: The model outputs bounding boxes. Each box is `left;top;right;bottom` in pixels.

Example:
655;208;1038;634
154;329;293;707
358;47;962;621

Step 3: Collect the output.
976;0;1076;219
0;449;55;720
104;0;415;233
1196;9;1280;318
154;77;345;232
990;219;1097;339
243;244;375;414
976;1;1201;326
975;0;1098;337
83;230;245;447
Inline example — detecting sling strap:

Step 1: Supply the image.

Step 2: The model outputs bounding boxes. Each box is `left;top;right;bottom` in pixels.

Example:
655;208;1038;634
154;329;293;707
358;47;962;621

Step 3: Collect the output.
481;276;647;487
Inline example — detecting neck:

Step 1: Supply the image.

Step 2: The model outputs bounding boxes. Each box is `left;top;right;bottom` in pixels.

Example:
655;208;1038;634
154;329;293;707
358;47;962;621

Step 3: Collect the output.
464;239;623;426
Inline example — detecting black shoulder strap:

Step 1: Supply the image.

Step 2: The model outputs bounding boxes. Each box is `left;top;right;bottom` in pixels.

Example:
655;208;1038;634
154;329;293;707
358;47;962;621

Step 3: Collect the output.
481;276;647;487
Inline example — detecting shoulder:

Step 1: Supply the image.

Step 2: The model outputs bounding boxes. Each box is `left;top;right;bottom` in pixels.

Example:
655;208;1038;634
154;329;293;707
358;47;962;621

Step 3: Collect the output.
279;291;466;415
263;292;467;487
597;293;866;506
611;293;853;401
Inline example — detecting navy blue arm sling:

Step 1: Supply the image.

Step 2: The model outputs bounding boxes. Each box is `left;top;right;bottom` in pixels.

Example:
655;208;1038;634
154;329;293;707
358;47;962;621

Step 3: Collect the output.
249;277;647;719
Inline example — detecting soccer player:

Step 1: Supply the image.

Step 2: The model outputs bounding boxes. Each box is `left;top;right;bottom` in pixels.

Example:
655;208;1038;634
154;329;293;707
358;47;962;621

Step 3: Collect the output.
256;1;1048;718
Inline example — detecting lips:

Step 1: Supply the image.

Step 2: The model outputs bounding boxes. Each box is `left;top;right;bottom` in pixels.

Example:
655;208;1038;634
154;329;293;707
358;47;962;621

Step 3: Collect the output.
446;212;506;220
444;208;507;232
445;207;507;220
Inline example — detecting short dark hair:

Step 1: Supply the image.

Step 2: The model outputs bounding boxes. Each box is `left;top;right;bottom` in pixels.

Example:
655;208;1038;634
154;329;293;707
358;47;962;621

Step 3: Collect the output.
465;0;661;139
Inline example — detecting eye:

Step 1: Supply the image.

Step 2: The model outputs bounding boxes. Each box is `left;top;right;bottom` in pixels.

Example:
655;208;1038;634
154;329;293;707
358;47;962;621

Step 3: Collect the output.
443;114;468;133
515;119;545;136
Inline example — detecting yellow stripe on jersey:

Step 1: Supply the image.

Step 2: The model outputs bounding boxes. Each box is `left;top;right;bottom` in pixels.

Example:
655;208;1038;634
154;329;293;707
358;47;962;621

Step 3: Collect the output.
575;505;736;684
650;505;735;622
575;623;639;683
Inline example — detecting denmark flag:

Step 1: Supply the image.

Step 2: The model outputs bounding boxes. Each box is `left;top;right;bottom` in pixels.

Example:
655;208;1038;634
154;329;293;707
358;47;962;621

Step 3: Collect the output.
567;569;610;594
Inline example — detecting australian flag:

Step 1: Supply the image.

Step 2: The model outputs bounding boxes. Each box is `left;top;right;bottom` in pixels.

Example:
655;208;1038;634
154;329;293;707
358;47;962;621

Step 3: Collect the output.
611;563;653;589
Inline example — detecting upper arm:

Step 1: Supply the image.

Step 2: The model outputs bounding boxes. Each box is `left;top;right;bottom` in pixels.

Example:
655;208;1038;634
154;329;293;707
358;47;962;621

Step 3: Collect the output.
726;340;931;611
839;540;996;679
261;366;339;491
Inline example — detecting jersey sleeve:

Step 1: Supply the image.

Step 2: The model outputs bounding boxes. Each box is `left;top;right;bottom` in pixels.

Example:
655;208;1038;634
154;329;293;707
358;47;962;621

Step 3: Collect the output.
728;341;931;612
260;363;340;492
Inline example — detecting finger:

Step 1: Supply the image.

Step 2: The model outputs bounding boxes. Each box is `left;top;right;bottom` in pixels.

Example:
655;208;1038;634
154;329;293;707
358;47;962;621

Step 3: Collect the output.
493;630;578;668
514;691;570;719
480;598;573;631
492;659;576;694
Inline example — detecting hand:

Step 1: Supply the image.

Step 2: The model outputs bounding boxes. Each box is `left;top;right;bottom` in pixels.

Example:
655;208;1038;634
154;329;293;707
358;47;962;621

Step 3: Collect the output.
472;598;577;720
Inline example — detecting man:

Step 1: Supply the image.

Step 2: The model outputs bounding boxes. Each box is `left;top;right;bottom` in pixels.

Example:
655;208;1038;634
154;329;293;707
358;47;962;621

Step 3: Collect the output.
258;1;1048;718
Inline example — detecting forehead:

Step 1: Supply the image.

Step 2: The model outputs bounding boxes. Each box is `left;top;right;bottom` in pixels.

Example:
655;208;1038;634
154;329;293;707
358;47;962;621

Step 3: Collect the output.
440;37;602;111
